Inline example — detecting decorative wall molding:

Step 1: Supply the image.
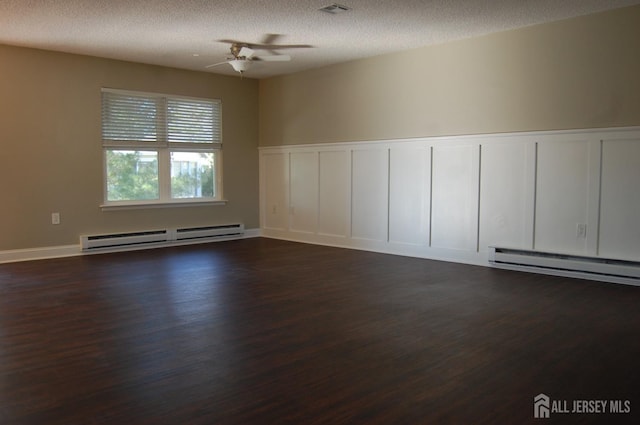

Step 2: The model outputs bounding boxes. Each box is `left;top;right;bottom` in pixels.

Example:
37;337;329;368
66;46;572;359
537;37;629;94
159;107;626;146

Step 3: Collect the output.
259;126;640;278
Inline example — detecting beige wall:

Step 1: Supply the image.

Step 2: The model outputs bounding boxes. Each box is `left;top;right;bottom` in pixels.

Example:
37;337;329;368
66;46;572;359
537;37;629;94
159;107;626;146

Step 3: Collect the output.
259;5;640;146
0;45;259;250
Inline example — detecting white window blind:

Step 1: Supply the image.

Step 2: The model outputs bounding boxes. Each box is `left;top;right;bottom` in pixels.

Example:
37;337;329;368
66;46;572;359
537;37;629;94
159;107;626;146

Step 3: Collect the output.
167;98;221;143
102;92;160;142
101;89;222;145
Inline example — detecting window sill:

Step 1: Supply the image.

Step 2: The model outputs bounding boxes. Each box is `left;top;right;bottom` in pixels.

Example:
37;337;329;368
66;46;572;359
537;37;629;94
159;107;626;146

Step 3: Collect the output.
100;200;227;211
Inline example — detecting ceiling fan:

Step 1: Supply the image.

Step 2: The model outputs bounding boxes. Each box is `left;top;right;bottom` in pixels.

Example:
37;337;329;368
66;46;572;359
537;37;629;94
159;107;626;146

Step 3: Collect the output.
206;34;312;75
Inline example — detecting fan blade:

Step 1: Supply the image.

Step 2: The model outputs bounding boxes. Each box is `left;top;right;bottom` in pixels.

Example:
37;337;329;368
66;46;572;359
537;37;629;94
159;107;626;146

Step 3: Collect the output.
205;61;230;69
257;34;314;48
265;44;313;49
218;39;245;45
252;43;313;52
253;55;291;62
239;46;254;58
261;34;283;45
218;37;313;51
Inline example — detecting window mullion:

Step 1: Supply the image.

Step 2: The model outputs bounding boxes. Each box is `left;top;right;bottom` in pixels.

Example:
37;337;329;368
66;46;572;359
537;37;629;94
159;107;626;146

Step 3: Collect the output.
157;97;170;201
158;149;171;201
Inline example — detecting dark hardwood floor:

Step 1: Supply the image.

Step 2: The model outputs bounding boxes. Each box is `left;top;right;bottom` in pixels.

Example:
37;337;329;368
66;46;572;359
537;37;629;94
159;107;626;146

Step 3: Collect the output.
0;238;638;424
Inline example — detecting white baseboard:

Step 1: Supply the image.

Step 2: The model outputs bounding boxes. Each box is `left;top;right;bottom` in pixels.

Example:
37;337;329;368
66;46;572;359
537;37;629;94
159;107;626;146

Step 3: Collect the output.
0;228;263;264
243;228;262;238
260;229;488;268
0;245;82;264
260;230;640;287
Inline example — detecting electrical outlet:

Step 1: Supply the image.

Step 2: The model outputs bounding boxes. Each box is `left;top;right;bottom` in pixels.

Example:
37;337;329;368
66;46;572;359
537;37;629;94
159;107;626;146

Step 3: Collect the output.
576;223;587;238
51;212;60;225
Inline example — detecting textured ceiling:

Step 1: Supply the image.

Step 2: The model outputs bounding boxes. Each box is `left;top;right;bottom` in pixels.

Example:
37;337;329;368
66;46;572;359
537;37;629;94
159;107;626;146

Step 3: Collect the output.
1;0;640;79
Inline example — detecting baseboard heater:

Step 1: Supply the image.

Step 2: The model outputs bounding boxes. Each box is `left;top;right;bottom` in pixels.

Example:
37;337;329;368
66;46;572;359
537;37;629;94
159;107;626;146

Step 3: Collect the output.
489;247;640;286
81;224;244;252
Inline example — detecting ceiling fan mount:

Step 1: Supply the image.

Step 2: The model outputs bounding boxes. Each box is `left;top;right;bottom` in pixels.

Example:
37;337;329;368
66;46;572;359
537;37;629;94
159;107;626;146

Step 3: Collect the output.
229;43;251;60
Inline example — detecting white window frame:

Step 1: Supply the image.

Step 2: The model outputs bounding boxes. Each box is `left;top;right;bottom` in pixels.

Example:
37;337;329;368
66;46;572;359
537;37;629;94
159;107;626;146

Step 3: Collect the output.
100;88;225;210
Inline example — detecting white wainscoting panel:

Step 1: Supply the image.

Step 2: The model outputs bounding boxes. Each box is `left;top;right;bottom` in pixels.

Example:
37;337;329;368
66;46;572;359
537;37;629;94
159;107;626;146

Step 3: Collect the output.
318;150;350;238
388;146;430;246
259;126;640;272
289;152;318;234
479;141;535;252
261;153;289;230
535;138;590;255
599;137;640;260
430;143;480;252
350;148;389;242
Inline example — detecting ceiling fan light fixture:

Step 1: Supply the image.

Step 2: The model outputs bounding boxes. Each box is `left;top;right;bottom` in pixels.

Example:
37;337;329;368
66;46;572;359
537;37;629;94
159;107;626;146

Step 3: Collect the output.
230;59;251;73
319;3;351;14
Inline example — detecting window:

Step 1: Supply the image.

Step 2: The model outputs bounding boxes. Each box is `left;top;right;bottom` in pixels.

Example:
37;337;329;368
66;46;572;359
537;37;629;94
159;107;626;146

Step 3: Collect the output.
101;88;223;207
